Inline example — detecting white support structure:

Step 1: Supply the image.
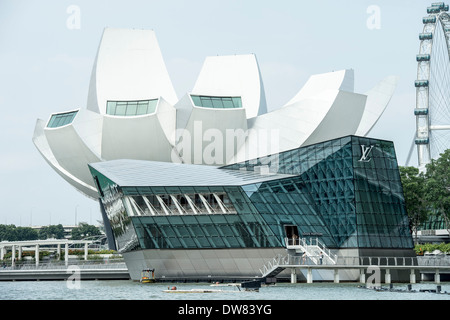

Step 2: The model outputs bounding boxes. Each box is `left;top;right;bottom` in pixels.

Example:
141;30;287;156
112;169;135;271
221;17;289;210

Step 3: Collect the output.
307;268;313;284
143;196;158;216
156;195;173;216
410;269;416;284
84;242;88;261
198;194;214;214
11;245;15;268
170;195;187;215
385;269;391;284
35;244;39;267
213;194;230;214
435;269;441;284
65;243;69;267
290;268;297;284
184;194;200;215
334;269;340;283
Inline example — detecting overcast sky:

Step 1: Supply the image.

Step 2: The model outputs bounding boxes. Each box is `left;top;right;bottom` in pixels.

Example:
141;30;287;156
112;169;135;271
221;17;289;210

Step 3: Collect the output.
0;0;431;227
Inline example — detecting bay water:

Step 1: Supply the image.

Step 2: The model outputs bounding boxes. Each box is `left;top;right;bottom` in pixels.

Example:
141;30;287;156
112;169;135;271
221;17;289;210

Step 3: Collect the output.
1;280;449;300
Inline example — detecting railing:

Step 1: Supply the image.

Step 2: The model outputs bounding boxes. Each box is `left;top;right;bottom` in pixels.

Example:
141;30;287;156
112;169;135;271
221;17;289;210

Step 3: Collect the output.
417;255;450;266
0;259;127;271
259;254;450;277
336;256;420;266
285;237;338;264
259;254;289;276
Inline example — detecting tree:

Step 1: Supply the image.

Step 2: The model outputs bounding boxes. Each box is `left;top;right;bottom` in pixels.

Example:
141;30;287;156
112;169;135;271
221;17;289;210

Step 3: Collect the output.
399;166;428;242
16;227;39;241
71;223;101;240
0;225;38;241
424;149;450;230
0;224;18;241
38;224;65;239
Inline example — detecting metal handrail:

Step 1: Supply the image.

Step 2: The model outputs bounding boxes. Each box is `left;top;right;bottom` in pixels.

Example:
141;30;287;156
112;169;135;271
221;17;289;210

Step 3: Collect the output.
285;237;338;264
259;254;450;275
0;259;127;271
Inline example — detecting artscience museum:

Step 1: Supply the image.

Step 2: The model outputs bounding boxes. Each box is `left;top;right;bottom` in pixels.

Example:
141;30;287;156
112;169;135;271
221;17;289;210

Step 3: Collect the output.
33;28;414;281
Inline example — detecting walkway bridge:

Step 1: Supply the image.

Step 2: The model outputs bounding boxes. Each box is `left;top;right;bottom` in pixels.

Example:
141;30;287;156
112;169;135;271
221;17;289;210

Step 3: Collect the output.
259;237;450;284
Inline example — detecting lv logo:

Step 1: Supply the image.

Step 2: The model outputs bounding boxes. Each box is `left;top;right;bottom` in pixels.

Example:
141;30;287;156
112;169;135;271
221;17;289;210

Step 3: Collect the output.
359;145;374;162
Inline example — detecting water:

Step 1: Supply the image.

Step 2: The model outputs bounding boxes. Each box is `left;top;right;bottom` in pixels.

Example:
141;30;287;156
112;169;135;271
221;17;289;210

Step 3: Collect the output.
0;280;449;301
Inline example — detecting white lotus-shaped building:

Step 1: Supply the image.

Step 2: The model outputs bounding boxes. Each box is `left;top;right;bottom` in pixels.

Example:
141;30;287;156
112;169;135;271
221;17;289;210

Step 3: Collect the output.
33;28;398;200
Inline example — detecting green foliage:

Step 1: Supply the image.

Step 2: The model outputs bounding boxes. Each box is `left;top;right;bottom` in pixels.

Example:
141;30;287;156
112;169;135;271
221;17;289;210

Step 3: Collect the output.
414;243;450;254
0;223;102;241
0;225;38;241
71;222;101;240
424;149;450;225
399;166;428;232
38;224;65;239
399;148;450;233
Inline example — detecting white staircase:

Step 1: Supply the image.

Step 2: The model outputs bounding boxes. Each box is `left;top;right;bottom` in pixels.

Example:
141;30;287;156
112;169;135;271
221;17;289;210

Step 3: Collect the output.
285;237;337;265
259;238;337;278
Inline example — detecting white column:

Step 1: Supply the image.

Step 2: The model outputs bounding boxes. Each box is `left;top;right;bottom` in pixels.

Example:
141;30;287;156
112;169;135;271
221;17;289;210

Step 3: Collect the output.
65;243;69;267
290;268;297;284
11;245;16;268
410;269;416;284
35;244;39;267
307;268;313;283
385;269;391;284
84;242;88;261
435;269;440;284
0;247;4;260
360;269;366;284
334;269;340;283
57;244;61;260
18;246;22;260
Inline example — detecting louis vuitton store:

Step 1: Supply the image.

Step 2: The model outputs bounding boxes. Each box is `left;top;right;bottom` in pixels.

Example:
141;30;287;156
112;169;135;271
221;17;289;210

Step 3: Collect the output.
88;135;415;281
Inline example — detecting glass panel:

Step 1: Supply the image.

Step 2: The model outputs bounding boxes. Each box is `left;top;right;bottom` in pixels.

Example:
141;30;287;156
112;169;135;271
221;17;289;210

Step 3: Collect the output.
136;103;148;115
53;116;64;127
106;99;158;116
47;111;78;128
200;97;213;108
222;98;234;108
211;97;223;108
190;95;242;109
148;100;158;113
115;104;126;116
47;116;57;128
191;95;202;106
106;101;116;115
126;102;138;116
232;97;242;108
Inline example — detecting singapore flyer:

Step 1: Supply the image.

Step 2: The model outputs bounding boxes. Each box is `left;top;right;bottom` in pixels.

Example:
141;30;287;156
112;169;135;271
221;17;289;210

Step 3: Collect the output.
412;2;450;170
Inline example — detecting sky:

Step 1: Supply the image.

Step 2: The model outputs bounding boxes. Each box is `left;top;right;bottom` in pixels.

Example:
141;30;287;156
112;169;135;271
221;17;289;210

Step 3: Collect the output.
0;0;433;227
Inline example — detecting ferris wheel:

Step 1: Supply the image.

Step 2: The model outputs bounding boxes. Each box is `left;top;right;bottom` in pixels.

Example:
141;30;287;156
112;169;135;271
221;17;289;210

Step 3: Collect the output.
413;2;450;169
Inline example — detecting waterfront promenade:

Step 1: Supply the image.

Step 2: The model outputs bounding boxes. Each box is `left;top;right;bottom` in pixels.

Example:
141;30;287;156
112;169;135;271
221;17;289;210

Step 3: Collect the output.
260;254;450;284
0;261;130;281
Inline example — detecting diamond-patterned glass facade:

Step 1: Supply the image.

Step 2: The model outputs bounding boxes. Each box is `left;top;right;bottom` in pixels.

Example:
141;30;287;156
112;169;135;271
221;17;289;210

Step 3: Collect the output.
89;135;414;253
